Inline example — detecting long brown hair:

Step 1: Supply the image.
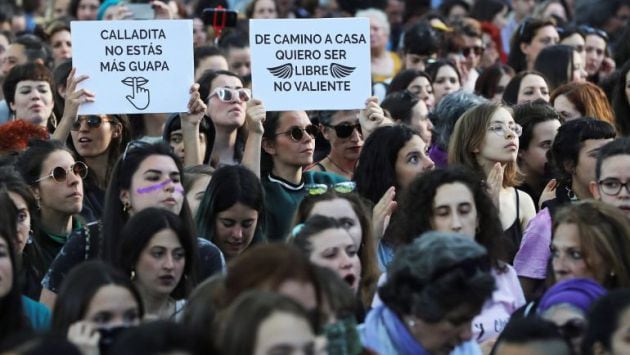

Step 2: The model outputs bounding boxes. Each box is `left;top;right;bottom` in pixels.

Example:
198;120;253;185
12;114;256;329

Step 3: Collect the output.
449;102;522;187
552;200;630;289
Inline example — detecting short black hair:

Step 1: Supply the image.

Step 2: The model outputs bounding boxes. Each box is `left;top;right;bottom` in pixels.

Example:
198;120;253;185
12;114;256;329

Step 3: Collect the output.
549;118;616;186
491;317;571;355
595;138;630;180
193;45;225;70
513;99;561;152
403;21;441;56
13;34;52;68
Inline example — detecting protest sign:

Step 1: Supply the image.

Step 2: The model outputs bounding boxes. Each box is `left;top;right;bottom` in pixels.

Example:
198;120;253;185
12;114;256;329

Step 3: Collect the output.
249;18;371;111
71;20;193;115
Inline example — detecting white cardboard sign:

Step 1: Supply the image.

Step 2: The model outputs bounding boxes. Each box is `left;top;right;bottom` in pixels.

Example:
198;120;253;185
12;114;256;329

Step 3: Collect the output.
249;18;371;111
71;20;193;115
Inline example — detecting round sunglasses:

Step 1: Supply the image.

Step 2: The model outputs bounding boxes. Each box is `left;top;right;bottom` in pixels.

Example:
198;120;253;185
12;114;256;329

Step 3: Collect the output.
274;125;318;142
325;122;362;139
210;87;251;103
35;161;89;183
71;116;114;131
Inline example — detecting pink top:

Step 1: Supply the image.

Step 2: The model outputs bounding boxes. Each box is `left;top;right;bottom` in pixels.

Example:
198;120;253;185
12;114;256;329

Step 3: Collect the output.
513;208;552;280
472;265;526;343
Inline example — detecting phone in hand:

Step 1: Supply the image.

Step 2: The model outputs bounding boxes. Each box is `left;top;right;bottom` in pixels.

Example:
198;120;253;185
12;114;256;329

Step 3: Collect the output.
127;3;154;20
201;8;238;28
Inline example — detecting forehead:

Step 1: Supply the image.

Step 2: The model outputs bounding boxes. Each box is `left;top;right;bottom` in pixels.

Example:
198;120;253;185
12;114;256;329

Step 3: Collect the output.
580;138;613;154
490;107;514;123
409;76;430;86
210;74;243;90
278;111;310;128
535;25;558;38
147;228;181;247
561;33;585;46
330;110;359;124
399;134;425;154
434;182;474;205
42;149;74;170
16;80;51;89
7;43;26;58
585;35;606;47
135;154;179;174
310;228;353;247
520;74;546;88
436;65;457;77
310;198;357;218
600;154;630;176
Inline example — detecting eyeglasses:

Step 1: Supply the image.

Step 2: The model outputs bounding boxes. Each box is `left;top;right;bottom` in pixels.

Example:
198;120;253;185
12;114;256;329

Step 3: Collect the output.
35;161;88;183
274;125;318;142
461;46;484;57
325;122;362;139
210;87;251;103
598;178;630;196
488;122;523;137
71;115;114;131
305;181;356;195
578;25;609;41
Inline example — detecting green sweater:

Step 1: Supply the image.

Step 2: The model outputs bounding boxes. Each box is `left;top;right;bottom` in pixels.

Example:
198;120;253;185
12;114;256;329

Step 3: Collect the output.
263;171;347;241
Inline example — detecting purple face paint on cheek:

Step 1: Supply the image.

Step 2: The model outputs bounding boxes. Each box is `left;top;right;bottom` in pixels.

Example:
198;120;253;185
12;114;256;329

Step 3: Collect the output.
136;180;182;194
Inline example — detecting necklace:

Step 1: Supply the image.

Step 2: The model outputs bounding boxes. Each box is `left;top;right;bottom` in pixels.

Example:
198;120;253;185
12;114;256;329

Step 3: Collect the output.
326;156;354;177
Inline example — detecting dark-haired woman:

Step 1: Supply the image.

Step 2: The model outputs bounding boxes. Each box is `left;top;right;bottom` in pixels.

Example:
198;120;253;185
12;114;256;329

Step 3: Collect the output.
242;100;347;241
426;59;462;106
383;167;525;343
116;208;197;320
196;165;265;261
15;139;96;299
0;191;48;345
507;17;559;73
534;44;587;92
51;261;143;354
2;63;56;132
40;139;225;309
387;69;435;111
197;69;249;167
381;90;433;144
612;60;630;136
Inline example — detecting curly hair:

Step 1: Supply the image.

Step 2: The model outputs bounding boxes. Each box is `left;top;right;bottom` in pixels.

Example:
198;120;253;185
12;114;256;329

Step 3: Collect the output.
384;166;506;266
0;120;49;153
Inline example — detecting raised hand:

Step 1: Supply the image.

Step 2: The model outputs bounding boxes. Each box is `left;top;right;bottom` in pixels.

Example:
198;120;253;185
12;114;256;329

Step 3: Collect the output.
246;99;266;135
67;321;100;355
373;186;397;239
359;96;392;139
63;67;93;120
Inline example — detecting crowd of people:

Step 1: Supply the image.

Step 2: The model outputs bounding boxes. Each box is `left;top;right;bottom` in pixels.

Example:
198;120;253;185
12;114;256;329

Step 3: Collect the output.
1;0;630;354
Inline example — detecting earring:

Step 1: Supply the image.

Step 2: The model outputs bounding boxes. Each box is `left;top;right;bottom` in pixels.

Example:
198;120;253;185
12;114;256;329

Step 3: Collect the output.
130;270;135;280
610;270;616;277
407;318;416;327
122;201;131;213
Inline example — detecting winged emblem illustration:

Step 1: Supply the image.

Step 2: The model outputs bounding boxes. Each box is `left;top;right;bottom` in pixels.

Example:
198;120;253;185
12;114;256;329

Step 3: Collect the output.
329;63;355;78
267;63;294;79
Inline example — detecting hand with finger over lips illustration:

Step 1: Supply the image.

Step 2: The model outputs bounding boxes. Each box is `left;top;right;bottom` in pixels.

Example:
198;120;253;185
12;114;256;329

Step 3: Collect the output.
122;76;150;110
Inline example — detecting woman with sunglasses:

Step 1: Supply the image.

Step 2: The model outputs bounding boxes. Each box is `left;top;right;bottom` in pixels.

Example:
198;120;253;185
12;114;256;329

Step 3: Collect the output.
242;102;348;241
306;109;363;180
196;165;265;261
40;142;224;307
51;68;132;221
197;69;250;167
449;103;536;262
292;189;380;310
14;139;94;299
